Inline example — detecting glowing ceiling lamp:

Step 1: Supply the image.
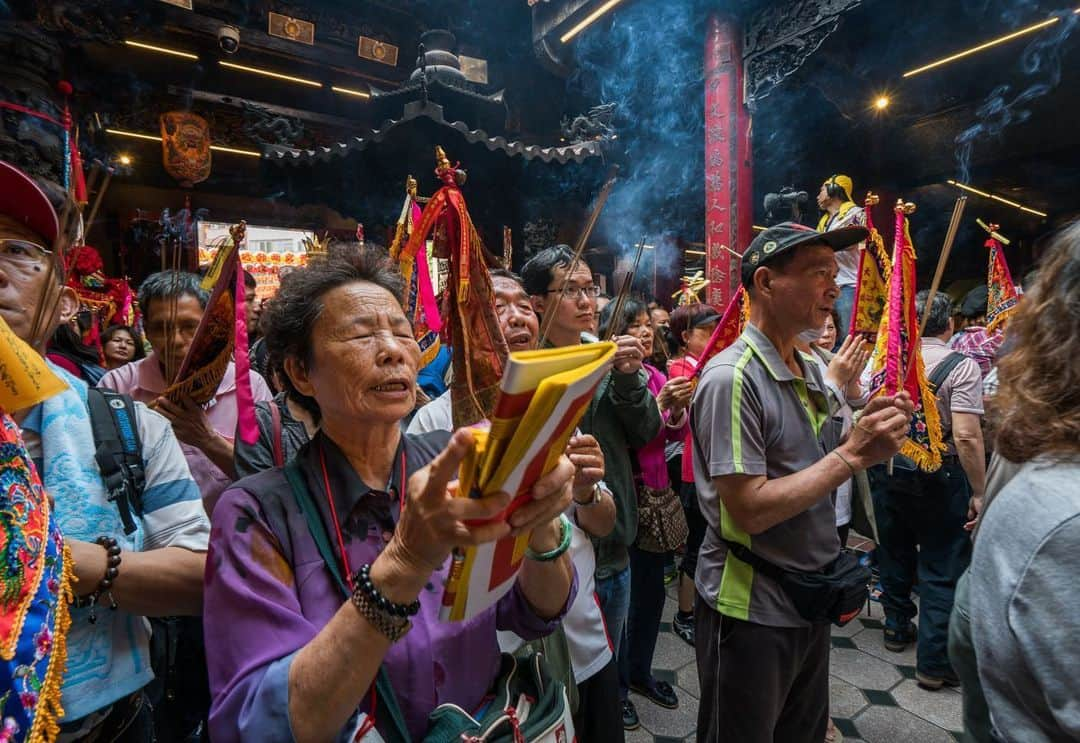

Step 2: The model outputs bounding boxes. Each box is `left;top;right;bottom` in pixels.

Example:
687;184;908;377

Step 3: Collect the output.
560;0;627;43
947;180;1047;217
902;9;1080;78
331;85;371;99
874;95;890;110
117;154;133;166
124;40;199;60
219;60;322;88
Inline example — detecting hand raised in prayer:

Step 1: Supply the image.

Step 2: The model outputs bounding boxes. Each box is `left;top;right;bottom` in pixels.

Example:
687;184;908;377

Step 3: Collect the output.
567;433;605;498
657;376;694;412
611;335;646;375
153;395;216;449
841;391;914;469
827;335;872;388
387;429;512;578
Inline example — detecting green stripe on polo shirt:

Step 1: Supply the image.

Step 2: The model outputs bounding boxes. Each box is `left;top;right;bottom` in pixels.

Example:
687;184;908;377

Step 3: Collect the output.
729;347;754;474
793;377;827;436
716;502;753;619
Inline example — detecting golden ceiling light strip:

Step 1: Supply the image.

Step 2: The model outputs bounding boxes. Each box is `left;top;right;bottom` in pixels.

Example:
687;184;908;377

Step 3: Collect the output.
947;180;1047;218
560;0;627;43
125;40;199;60
105;128;160;142
902;16;1061;77
219;60;322;88
107;129;260;157
685;249;707;256
331;85;371;99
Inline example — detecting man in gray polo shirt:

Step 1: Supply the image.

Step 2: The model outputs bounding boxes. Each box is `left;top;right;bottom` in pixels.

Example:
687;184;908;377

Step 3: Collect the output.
691;222;915;743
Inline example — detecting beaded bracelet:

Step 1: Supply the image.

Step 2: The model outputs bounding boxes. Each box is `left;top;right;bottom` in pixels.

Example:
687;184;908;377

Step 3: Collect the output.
76;536;121;624
349;564;419;643
525;514;573;562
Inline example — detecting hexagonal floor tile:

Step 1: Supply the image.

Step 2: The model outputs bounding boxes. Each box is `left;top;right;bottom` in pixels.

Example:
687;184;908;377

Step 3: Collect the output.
829;648;903;691
890;679;964;733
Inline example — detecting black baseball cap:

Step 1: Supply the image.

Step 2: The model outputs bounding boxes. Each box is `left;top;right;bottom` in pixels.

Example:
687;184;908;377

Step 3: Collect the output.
958;285;989;318
741;221;869;288
689;308;721;329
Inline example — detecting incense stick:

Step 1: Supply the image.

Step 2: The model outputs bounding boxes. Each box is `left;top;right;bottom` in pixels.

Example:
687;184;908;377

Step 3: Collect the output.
83;166;114;236
919;196;967;336
537;166;619;347
604;236;647;341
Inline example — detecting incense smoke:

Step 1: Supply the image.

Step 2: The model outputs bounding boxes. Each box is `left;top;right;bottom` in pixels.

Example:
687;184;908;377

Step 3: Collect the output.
567;0;707;272
954;7;1077;183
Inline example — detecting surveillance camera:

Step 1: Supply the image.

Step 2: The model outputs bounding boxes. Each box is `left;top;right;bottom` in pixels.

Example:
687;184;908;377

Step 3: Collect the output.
218;25;240;54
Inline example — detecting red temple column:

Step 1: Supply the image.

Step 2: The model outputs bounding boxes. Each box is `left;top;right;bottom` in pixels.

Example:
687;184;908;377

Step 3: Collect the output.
704;13;753;308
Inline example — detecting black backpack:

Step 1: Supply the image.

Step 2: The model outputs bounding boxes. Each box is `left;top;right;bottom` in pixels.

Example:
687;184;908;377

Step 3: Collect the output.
86;389;210;742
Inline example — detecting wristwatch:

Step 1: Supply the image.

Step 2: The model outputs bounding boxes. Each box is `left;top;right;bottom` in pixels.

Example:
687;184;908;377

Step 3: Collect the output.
574;483;604;508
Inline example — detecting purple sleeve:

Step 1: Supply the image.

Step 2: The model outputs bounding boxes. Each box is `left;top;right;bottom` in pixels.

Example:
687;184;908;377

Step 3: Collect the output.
496;563;578;640
205;489;326;743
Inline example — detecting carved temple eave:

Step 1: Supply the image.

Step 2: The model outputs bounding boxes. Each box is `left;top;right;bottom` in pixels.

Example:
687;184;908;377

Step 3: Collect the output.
742;0;862;107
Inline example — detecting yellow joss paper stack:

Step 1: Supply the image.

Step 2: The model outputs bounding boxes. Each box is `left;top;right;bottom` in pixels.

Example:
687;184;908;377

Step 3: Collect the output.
440;342;616;622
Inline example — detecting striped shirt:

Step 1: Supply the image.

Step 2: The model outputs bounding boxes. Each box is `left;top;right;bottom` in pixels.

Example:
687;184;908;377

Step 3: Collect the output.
691;324;842;627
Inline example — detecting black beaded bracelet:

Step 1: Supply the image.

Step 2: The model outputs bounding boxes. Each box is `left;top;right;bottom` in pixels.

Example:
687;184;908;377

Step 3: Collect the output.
76;536;121;624
350;563;421;619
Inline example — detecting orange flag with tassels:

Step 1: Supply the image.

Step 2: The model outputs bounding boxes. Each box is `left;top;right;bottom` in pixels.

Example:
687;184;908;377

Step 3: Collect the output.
848;194;892;340
692;285;750;377
984;227;1018;334
865;202;945;472
399;147;508;428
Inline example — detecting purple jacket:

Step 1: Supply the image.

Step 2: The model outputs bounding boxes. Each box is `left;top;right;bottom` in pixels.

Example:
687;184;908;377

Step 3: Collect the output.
204;431;575;741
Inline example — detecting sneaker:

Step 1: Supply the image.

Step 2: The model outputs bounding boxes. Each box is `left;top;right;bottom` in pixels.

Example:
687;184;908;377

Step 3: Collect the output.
622;699;640;730
915;669;961;691
630;679;679;710
663;563;678;585
883;623;917;652
673;612;695;647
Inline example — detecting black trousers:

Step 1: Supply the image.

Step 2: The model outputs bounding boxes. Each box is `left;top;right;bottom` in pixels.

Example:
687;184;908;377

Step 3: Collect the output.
695;595;830;743
869;460;972;676
574;657;625;743
620;544;667;695
680;481;707;581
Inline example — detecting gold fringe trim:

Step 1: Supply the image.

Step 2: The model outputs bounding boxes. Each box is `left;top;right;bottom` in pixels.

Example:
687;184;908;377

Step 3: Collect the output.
163;342;233;406
985;307;1015;335
26;541;74;743
900;345;948;473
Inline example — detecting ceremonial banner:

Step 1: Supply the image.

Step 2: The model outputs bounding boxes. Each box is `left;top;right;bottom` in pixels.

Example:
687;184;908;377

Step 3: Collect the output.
1;412;73;743
441;342;616;622
865;208;945;472
692;285;749;377
164;227;240;406
400;148;508;428
389;182;443;368
985;236;1018;333
848;206;892;340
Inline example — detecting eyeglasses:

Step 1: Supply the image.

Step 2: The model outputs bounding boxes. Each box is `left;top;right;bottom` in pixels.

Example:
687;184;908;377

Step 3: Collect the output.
0;239;53;268
546;285;600;300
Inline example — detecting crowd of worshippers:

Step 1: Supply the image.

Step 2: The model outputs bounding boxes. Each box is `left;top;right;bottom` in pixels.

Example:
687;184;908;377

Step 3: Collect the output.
3;157;1079;743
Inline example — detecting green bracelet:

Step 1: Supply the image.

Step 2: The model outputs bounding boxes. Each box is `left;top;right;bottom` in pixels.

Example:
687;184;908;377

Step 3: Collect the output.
525;514;573;562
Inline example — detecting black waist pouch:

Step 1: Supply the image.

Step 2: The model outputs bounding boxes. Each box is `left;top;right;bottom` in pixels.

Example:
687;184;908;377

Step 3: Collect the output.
723;540;870;626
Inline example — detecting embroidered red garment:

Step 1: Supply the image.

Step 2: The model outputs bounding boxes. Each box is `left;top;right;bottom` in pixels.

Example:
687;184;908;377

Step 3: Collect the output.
985;236;1018;334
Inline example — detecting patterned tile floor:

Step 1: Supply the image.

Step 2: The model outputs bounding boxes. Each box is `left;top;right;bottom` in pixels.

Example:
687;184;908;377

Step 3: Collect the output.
630;543;964;743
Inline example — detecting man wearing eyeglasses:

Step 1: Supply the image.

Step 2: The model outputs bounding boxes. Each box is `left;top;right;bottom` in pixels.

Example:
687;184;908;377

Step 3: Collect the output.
0;159;209;738
522;245;663;732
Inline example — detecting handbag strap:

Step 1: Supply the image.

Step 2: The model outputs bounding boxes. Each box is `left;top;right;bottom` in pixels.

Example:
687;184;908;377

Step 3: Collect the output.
283;461;412;743
269;399;284;468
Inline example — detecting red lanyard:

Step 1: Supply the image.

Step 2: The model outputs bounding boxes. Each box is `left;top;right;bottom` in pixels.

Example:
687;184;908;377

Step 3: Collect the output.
317;440;407;740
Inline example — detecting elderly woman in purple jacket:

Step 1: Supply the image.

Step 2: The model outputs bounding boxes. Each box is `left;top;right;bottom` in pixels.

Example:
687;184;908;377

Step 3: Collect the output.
203;250;577;742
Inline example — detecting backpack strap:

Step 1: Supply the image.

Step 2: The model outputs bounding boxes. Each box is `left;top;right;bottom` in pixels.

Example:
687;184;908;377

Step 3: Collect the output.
282;460;412;743
87;388;146;535
269;400;285;468
928;352;968;394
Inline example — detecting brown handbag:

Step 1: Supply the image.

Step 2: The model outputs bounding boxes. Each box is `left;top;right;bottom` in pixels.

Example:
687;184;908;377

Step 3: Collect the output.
635;484;689;553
